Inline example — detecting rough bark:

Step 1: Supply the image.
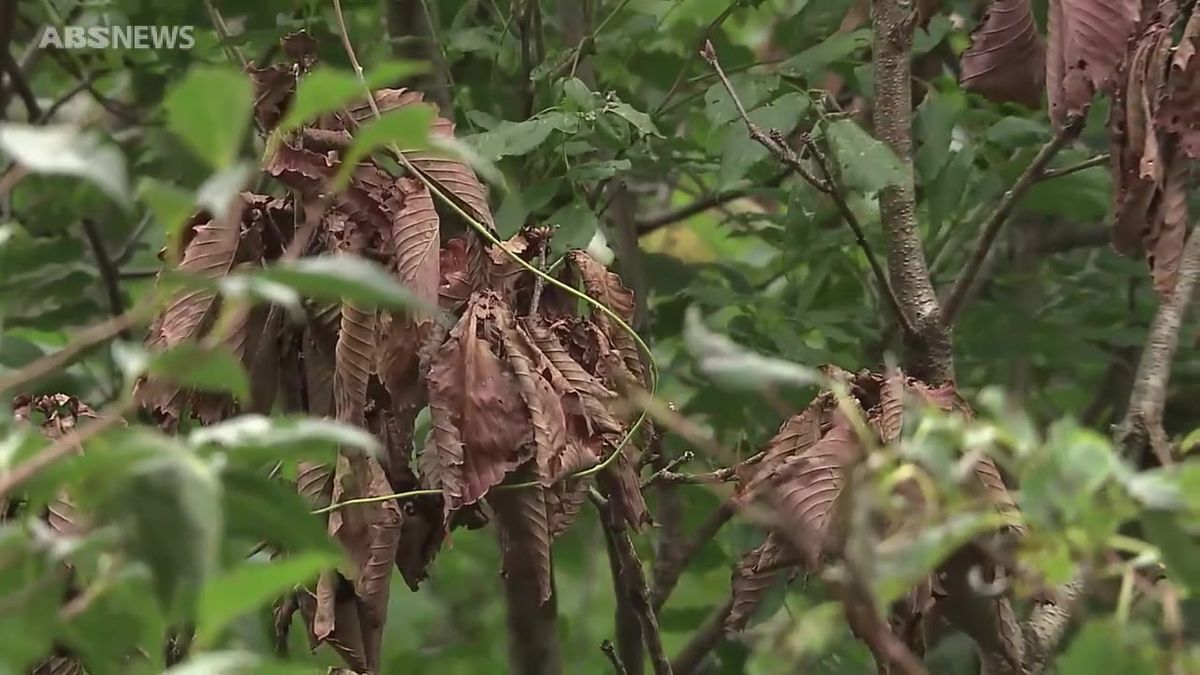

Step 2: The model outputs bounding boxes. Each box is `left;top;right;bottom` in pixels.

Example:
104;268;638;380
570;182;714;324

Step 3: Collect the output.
870;0;954;383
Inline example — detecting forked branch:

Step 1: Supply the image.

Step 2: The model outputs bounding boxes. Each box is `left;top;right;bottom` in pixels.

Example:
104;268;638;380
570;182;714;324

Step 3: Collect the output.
699;41;915;338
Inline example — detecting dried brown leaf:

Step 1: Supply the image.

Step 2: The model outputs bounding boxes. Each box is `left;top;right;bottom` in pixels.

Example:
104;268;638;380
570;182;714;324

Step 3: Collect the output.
1149;157;1192;297
347;89;494;229
568;251;644;385
960;0;1047;107
490;481;554;604
1046;0;1140;127
738;394;831;503
765;409;864;566
726;534;798;632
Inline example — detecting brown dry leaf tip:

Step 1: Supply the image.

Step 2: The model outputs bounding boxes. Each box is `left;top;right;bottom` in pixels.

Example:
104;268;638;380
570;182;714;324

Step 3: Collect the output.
960;0;1047;108
1162;11;1200;158
490;481;555;604
725;534;800;633
567;251;644;385
1045;0;1141;129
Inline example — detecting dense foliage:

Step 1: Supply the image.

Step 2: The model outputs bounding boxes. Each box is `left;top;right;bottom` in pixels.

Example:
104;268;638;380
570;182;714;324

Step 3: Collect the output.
0;0;1199;674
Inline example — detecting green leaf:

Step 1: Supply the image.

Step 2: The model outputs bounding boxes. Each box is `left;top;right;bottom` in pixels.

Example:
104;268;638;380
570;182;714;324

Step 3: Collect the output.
606;100;662;137
1142;510;1200;593
704;74;779;126
99;452;222;618
985;117;1051;148
719;93;810;188
0;124;129;203
163;67;252;169
332;105;435;189
196;552;337;647
0;526;65;671
548;200;600;256
146;343;250;399
779;29;871;77
1055;620;1158;675
221;469;336;553
247;254;439;312
464;112;579;161
825;118;906;193
188;414;381;463
277;61;428;133
567;158;632;182
873;512;999;605
562;77;599;112
138;177;195;254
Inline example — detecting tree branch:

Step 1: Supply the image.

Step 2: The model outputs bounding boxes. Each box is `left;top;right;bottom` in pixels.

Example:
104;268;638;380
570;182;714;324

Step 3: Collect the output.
670;598;733;675
870;0;951;383
1;51;39;120
941;130;1076;325
593;489;674;675
1022;229;1200;673
700;41;915;338
1038;153;1108;181
81;218;128;337
385;0;451;112
652;501;737;611
635;170;791;234
602;640;631;675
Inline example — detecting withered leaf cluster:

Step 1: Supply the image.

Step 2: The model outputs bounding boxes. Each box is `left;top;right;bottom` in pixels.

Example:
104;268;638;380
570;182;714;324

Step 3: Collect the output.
725;368;1022;669
134;34;649;672
1111;1;1199;297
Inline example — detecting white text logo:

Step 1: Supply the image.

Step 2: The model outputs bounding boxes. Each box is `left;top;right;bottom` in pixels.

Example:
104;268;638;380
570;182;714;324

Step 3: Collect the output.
37;25;196;50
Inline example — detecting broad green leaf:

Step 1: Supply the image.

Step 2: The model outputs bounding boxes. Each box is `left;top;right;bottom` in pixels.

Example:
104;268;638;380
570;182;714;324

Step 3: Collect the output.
163;67;252;169
567;158;632;182
0;124;129;203
277;61;428;133
927;146;975;230
138;177;195;255
247;254;438;312
779;29;870;77
985;116;1051;148
221;469;336;553
188;414;381;463
914;91;963;185
548;200;600;256
332;105;435;188
825;118;906;193
718;93;810;188
464;112;579;161
99;452;222;618
562;77;599;112
146;343;250;399
606;100;662;137
873;512;999;604
1055;620;1158;675
196;552;337;647
704;74;779;126
1142;510;1200;593
62;570;166;674
0;526;65;671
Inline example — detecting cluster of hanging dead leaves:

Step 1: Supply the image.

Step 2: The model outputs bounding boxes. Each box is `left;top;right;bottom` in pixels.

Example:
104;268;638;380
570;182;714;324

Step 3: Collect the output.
1111;3;1200;297
961;0;1197;295
724;368;1024;670
133;33;649;672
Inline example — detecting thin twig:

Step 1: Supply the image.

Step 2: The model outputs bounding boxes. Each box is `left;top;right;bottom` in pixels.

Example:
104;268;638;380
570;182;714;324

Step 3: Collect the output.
640;450;695;487
941;130;1075;325
1037;153;1108;181
2;51;39;120
0;301;150;396
699;41;915;338
635;170;790;234
529;242;549;317
652;501;736;611
81;218;128;336
0;399;134;501
601;641;630;675
202;0;248;69
670;598;733;675
592;488;674;675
